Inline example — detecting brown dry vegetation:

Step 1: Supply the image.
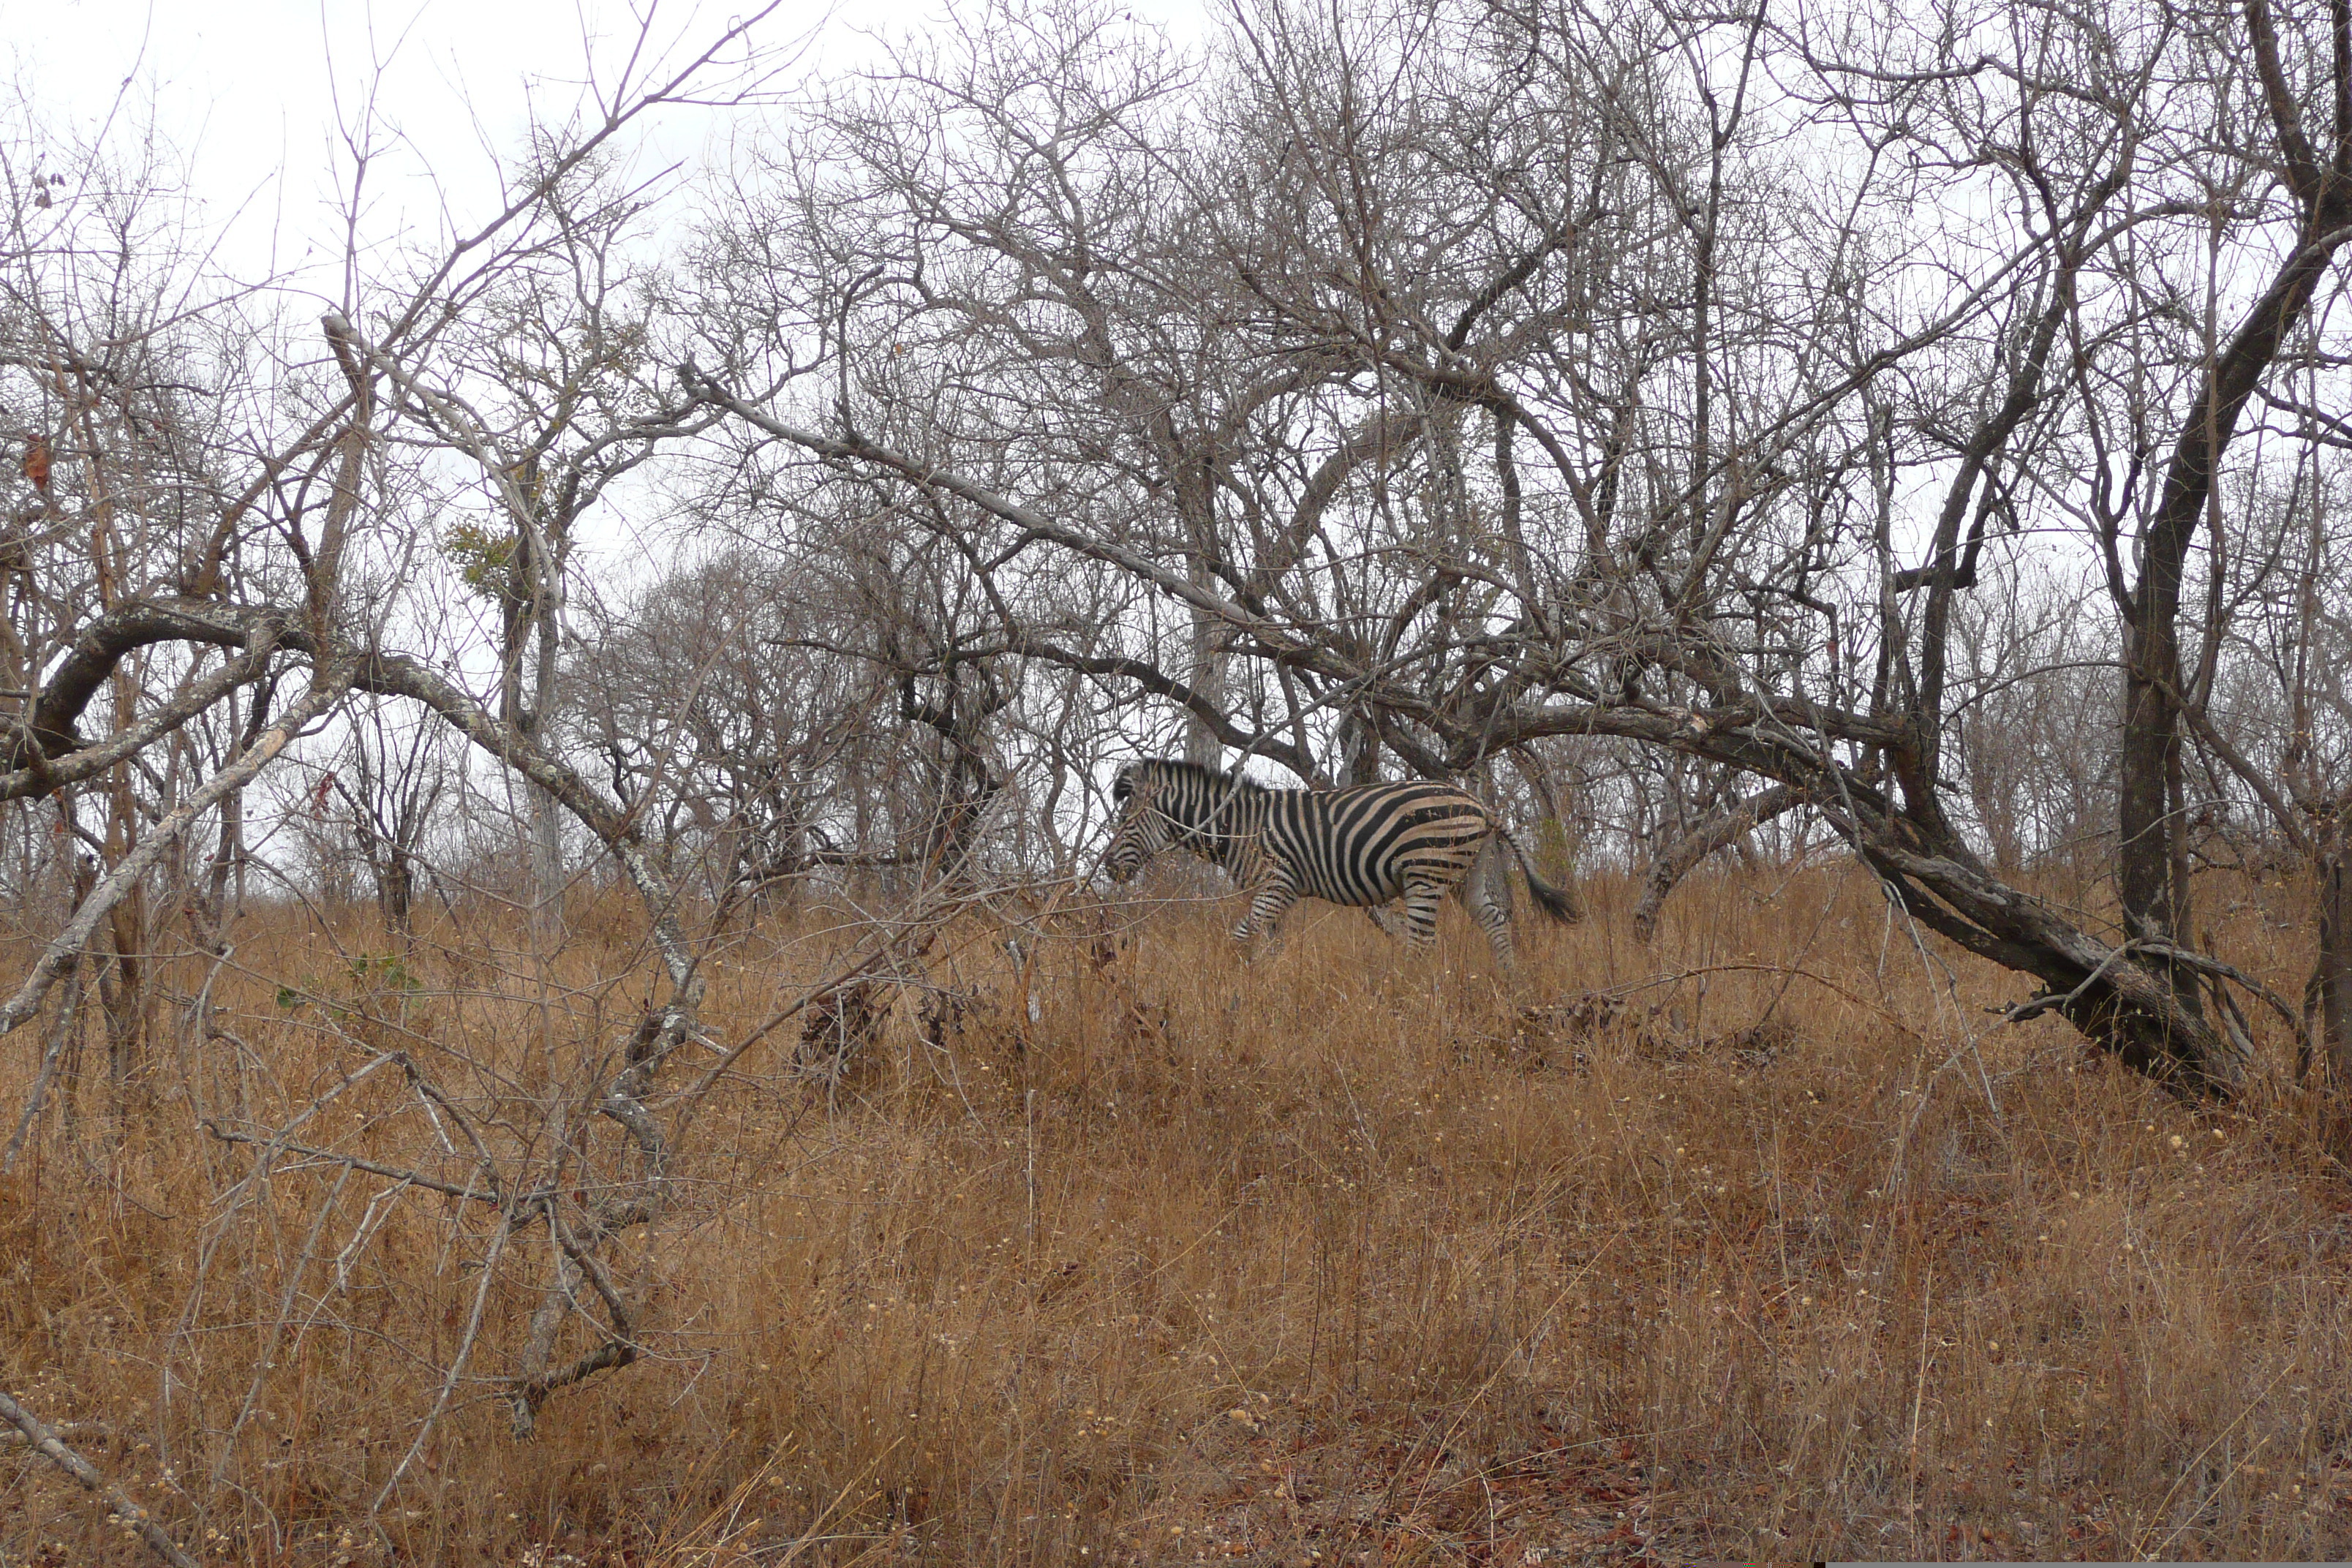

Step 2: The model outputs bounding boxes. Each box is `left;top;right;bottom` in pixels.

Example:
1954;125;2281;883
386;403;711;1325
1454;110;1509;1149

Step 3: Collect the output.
5;864;2352;1565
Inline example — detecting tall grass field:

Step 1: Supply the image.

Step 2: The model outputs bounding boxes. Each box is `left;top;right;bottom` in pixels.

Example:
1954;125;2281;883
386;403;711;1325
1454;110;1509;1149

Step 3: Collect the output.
3;863;2348;1563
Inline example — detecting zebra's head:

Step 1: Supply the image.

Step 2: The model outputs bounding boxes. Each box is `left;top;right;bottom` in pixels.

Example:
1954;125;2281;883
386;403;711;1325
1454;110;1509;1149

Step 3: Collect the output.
1103;762;1173;883
1104;759;1251;881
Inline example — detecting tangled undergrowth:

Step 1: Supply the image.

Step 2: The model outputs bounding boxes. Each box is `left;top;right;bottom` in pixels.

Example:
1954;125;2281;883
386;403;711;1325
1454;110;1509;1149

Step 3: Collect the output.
4;862;2350;1564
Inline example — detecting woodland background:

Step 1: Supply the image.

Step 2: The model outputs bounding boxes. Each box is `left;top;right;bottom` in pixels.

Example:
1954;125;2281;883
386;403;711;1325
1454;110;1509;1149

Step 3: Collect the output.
3;0;2352;1558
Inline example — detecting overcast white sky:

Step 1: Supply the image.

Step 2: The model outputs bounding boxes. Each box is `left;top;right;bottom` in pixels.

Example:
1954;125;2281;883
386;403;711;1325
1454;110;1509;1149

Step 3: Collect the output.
10;0;1206;297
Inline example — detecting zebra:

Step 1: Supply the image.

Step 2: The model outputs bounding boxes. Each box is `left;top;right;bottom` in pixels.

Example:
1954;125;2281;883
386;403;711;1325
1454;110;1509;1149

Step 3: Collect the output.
1101;758;1582;966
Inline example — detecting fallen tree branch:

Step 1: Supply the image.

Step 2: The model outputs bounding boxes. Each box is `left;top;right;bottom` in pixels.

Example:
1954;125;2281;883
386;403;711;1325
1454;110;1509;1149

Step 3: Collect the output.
508;1339;641;1437
0;1384;198;1568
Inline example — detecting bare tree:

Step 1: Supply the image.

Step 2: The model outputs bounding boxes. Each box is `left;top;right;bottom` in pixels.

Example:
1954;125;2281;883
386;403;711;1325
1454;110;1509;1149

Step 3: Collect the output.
678;0;2352;1090
0;14;799;1556
392;157;717;938
12;0;2352;1555
324;698;452;938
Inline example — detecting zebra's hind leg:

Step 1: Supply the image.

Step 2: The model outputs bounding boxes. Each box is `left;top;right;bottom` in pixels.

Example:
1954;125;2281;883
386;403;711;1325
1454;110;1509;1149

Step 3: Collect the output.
1398;876;1447;953
1463;871;1519;972
1463;839;1520;973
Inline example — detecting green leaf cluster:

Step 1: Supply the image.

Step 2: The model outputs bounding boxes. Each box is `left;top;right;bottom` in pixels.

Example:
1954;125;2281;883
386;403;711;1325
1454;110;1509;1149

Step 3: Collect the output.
444;521;522;603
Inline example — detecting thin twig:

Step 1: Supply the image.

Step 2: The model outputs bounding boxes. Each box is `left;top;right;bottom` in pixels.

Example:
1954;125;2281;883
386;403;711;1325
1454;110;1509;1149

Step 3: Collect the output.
201;1123;502;1205
368;1213;515;1527
2;965;83;1173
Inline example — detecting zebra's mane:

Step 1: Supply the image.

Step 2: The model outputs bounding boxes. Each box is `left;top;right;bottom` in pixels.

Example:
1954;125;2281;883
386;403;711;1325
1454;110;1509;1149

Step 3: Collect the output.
1121;758;1269;798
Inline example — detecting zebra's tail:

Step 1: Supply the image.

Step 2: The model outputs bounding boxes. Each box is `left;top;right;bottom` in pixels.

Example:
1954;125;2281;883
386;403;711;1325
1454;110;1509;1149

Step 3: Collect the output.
1497;828;1586;925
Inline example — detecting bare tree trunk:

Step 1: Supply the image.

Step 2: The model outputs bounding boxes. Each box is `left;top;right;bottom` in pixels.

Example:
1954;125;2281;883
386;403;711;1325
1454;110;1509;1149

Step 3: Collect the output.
2;962;83;1173
380;848;415;940
99;768;150;1125
201;674;273;938
529;785;564;938
1335;715;1378;786
1634;784;1800;943
527;584;566;939
2316;799;2352;1083
1182;579;1227;770
2118;0;2352;992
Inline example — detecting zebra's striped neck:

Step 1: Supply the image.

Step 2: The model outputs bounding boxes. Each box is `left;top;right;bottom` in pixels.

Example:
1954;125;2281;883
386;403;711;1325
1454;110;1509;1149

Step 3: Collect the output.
1138;760;1270;866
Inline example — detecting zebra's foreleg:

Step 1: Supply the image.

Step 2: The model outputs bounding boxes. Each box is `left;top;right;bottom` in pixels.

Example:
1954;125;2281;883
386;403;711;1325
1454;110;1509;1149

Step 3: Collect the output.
1233;881;1301;959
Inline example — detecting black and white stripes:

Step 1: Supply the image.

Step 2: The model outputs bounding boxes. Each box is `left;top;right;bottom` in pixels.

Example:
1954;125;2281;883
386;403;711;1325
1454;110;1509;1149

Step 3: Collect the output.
1102;759;1581;965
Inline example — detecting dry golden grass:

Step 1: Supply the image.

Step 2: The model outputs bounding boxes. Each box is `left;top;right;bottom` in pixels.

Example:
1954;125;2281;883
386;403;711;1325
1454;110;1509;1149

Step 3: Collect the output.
5;862;2352;1564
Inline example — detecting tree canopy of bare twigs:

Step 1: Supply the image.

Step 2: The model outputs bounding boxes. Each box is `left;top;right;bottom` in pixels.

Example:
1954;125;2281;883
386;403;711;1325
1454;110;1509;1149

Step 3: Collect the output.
673;0;2352;1090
